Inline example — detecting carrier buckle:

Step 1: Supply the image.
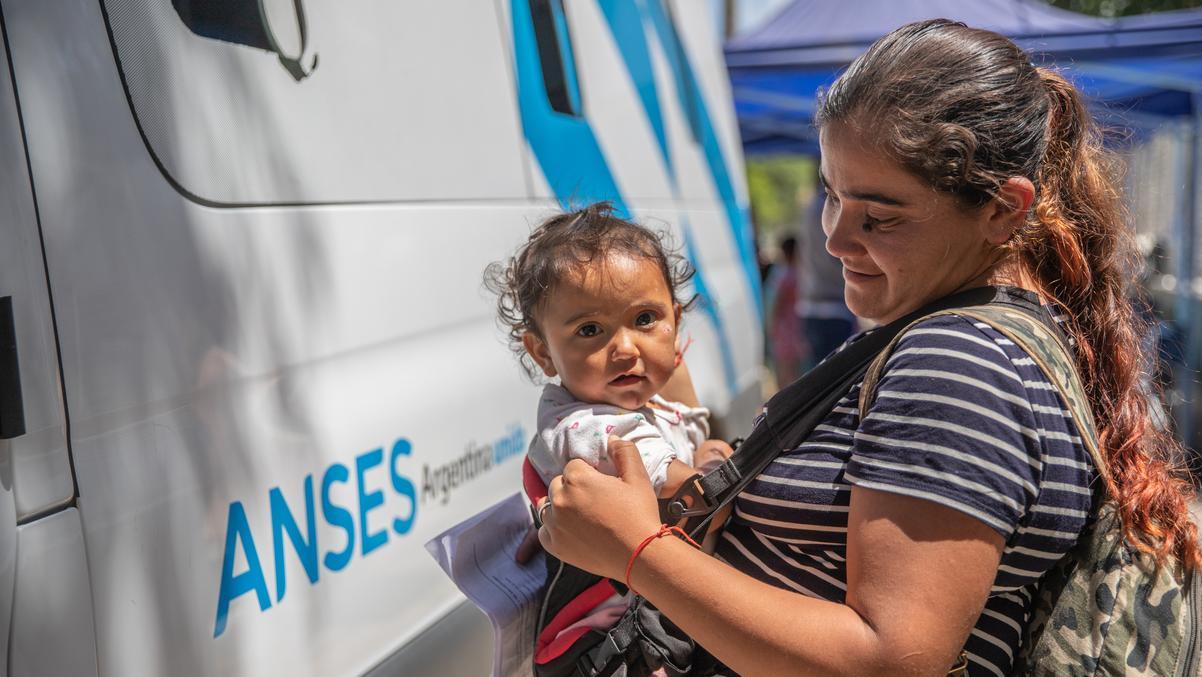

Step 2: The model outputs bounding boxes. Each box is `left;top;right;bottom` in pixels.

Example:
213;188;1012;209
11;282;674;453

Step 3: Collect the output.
660;473;713;522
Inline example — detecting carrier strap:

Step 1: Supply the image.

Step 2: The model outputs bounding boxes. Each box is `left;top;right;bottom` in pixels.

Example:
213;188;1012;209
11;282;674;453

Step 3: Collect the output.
665;286;1040;537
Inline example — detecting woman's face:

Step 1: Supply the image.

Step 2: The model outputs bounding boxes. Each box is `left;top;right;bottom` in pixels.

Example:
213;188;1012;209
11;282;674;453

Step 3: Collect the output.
818;122;1006;325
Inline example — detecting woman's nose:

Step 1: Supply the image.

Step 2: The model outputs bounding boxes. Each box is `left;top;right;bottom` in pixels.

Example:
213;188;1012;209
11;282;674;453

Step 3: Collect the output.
823;202;863;259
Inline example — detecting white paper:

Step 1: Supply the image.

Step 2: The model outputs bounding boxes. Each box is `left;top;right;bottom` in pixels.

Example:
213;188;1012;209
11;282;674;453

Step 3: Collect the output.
425;493;545;677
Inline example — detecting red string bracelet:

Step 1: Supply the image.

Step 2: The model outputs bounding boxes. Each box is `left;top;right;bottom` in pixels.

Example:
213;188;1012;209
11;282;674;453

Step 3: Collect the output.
624;524;701;595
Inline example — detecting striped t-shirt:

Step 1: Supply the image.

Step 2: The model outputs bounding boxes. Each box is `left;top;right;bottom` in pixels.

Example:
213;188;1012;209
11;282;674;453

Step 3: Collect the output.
715;313;1095;676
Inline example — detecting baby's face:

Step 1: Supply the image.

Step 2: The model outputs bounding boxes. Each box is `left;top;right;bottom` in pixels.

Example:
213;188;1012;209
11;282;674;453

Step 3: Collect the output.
524;253;679;410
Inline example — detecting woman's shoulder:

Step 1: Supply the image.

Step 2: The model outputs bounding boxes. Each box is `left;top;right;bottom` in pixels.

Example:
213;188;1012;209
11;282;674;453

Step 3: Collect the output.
894;310;1015;348
864;306;1094;479
851;309;1093;548
879;311;1030;384
876;310;1087;426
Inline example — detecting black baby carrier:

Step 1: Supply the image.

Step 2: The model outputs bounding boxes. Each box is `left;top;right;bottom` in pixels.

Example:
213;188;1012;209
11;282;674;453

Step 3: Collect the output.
522;287;1042;677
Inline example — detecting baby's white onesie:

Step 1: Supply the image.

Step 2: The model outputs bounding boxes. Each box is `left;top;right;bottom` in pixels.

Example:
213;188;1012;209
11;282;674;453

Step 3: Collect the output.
527;383;710;492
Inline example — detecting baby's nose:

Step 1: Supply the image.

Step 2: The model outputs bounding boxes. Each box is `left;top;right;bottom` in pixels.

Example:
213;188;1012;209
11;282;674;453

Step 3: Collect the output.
611;331;639;358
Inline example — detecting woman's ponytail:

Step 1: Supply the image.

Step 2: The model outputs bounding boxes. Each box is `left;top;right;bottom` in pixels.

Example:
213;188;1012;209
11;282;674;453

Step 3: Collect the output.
1026;68;1200;572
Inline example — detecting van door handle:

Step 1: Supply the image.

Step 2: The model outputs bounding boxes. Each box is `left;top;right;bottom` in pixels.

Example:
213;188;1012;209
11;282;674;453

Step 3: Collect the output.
0;296;25;439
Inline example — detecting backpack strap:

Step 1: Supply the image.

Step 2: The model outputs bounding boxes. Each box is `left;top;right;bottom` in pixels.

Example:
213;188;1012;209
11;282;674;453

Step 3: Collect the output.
857;302;1108;490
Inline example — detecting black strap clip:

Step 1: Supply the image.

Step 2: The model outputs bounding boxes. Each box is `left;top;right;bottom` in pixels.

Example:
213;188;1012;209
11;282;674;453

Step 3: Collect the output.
660;473;710;523
659;456;743;523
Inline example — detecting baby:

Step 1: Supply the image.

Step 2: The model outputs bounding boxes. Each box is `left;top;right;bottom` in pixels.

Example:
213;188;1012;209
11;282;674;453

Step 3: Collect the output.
486;202;732;509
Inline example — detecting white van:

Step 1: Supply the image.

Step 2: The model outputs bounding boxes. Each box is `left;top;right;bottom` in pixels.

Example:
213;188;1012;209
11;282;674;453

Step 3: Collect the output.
0;0;760;674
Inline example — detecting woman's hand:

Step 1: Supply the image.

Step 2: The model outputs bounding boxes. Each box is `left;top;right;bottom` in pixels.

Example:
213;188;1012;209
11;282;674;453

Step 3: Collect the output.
537;437;663;580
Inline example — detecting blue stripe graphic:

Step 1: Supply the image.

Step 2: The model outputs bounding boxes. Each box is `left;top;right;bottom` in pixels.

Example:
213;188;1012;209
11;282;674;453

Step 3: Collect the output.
512;0;743;395
643;1;762;319
511;0;624;212
595;0;670;171
595;0;737;394
678;217;737;392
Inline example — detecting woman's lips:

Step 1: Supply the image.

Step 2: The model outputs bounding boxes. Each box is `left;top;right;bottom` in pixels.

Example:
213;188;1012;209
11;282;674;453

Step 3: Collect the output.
843;267;883;283
610;374;645;386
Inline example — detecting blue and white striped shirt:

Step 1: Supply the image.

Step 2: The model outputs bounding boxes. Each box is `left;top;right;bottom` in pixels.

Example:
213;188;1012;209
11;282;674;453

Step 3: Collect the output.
715;313;1094;677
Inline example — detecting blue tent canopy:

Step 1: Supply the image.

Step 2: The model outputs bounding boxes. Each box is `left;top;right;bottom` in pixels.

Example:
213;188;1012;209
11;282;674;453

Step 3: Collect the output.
725;0;1202;155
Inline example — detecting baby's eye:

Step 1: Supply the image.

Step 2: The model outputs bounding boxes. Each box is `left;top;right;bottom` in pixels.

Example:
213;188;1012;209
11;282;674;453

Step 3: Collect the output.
576;323;601;338
635;311;657;327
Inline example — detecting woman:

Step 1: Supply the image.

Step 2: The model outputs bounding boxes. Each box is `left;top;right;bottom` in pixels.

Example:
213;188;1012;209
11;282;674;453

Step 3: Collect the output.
535;20;1200;676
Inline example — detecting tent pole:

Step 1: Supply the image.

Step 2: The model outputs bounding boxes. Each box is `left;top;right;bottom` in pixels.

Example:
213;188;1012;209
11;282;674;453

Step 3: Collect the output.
1178;94;1201;457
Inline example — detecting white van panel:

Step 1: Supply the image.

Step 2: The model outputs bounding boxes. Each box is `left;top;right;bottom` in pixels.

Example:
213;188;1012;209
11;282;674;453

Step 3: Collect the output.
100;0;529;205
363;602;491;676
2;0;759;674
679;207;761;394
0;450;13;677
55;205;547;675
668;0;749;210
0;16;72;521
9;508;99;677
568;0;675;203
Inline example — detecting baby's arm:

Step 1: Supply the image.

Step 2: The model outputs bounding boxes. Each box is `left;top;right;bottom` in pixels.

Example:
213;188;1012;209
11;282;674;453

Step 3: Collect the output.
658;439;733;498
660;459;701;499
694;439;735;472
659;441;734;553
657;357;700;408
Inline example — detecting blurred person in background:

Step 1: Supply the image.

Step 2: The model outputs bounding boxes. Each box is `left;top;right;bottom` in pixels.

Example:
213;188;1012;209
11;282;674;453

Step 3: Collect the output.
763;236;806;386
797;171;856;367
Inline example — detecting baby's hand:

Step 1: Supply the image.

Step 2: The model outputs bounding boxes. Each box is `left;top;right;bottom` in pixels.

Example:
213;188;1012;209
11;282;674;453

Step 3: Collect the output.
694;439;734;473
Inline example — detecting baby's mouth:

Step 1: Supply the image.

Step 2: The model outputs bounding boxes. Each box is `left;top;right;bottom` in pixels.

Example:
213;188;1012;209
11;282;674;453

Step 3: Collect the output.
610;374;645;387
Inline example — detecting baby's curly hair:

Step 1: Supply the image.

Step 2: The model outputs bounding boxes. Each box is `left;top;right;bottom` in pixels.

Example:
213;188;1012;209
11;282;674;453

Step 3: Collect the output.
484;202;696;380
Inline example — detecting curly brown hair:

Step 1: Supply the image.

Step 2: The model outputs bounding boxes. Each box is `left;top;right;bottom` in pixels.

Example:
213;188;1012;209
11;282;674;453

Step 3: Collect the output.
484;202;696;380
817;19;1200;572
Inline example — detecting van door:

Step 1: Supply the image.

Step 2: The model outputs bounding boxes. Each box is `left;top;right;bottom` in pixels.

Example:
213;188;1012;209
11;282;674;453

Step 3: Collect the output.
0;9;100;675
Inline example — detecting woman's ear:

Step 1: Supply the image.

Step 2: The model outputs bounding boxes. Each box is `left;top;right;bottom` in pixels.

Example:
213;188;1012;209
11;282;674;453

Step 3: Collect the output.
522;332;557;377
983;177;1035;245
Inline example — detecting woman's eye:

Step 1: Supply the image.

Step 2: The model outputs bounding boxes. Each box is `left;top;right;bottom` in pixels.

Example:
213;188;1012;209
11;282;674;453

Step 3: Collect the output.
576;324;601;338
635;311;656;327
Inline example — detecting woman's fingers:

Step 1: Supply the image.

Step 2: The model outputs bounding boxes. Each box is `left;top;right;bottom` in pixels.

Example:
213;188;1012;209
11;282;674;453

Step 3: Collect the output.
561;458;593;485
533;445;665;580
515;525;542;564
547;474;564;501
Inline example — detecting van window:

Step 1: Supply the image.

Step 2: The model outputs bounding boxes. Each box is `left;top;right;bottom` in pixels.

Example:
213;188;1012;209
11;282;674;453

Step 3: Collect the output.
102;0;528;205
529;0;582;117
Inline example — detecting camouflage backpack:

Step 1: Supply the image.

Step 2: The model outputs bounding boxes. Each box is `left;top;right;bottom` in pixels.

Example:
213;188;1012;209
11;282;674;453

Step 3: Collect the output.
860;302;1202;677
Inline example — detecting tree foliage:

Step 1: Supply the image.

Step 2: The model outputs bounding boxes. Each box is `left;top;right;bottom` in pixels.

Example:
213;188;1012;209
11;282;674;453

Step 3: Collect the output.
746;156;815;238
